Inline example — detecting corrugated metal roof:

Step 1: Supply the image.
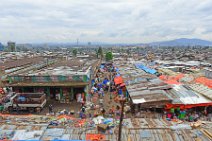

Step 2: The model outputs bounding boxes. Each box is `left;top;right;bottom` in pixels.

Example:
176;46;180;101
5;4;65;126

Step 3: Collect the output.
188;84;212;100
169;84;212;104
1;116;212;141
129;90;172;104
0;57;45;69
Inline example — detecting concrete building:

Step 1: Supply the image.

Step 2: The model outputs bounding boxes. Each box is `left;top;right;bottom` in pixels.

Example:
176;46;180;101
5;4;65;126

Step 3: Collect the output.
204;68;212;79
5;57;100;103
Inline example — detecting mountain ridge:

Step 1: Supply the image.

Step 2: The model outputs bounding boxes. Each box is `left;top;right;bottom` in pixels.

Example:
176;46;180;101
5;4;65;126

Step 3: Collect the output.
11;38;212;47
148;38;212;46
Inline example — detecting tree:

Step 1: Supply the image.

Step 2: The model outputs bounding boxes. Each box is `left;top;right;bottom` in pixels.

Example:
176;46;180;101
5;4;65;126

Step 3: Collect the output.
72;49;77;57
171;48;175;52
126;49;131;56
10;44;16;52
105;51;113;61
97;47;103;59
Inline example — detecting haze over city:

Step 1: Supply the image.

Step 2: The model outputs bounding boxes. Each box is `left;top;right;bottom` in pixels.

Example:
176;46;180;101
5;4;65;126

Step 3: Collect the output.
0;0;212;44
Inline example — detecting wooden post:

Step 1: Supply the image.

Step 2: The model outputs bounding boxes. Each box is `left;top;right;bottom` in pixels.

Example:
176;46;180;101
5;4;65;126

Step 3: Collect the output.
47;87;50;97
109;72;112;102
70;87;74;101
0;68;5;87
118;99;125;141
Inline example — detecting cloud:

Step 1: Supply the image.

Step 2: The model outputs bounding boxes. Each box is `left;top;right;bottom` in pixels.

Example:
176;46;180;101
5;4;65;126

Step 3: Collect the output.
0;0;211;43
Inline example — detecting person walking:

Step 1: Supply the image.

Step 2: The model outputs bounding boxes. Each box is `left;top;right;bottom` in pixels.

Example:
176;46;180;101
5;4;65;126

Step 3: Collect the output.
100;87;104;97
16;103;20;114
49;104;53;114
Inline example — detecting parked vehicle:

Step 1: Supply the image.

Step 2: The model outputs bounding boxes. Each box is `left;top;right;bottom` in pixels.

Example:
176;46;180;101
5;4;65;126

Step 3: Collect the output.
3;93;46;113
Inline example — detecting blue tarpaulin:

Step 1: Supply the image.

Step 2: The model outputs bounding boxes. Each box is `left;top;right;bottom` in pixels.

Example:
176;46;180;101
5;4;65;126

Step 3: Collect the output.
16;140;86;141
135;64;157;74
100;65;104;69
53;140;86;141
116;74;121;77
98;83;103;88
91;79;95;85
118;89;123;95
18;96;26;102
103;79;109;85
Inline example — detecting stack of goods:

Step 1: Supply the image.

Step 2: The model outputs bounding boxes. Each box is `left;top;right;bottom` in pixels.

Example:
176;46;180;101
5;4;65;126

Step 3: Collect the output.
0;88;4;94
0;88;5;110
0;88;5;100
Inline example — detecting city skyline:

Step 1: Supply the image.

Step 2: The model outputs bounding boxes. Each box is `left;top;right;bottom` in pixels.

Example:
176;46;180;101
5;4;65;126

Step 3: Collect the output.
0;0;212;43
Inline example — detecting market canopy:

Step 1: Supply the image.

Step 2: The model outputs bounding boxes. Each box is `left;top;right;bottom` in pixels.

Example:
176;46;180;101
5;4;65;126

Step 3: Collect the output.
114;76;124;85
86;133;105;141
103;79;109;85
166;102;212;110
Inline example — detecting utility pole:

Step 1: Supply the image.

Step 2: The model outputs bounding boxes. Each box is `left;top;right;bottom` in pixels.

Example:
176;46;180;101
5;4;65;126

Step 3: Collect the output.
0;72;2;87
118;98;126;141
0;67;5;87
109;72;112;102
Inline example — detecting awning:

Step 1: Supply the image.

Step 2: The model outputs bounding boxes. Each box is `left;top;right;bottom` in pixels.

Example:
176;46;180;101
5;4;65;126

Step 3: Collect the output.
165;102;212;110
114;76;123;85
132;98;146;104
86;133;105;141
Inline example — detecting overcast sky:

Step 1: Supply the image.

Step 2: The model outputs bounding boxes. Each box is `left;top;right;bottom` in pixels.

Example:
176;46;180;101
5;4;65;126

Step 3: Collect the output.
0;0;212;44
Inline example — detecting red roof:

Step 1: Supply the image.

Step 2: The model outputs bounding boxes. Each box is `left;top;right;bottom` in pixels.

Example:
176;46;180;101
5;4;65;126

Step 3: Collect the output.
195;77;212;88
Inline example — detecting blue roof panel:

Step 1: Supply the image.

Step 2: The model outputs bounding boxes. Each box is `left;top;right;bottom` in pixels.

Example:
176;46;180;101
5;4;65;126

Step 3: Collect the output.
135;64;157;74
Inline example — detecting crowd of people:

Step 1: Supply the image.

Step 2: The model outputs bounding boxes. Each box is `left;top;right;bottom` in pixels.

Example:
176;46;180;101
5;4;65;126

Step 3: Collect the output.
165;107;212;122
75;63;128;120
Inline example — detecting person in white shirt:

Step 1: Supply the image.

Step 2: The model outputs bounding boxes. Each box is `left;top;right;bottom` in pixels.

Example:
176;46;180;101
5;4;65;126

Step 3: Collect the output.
100;88;104;97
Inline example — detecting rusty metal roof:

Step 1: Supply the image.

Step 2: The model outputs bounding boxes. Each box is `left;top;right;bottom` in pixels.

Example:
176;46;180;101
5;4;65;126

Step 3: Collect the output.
0;57;45;69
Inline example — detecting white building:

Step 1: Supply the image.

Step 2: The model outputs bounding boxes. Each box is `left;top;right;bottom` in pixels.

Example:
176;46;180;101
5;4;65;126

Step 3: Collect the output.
203;68;212;79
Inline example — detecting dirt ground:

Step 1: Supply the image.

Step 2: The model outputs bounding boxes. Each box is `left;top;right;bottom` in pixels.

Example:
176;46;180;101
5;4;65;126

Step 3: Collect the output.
39;99;81;116
92;72;121;115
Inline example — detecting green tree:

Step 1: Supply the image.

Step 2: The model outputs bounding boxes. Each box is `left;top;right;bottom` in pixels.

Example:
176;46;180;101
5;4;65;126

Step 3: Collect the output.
72;49;77;57
10;44;16;52
97;47;103;59
105;51;113;61
127;49;131;56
